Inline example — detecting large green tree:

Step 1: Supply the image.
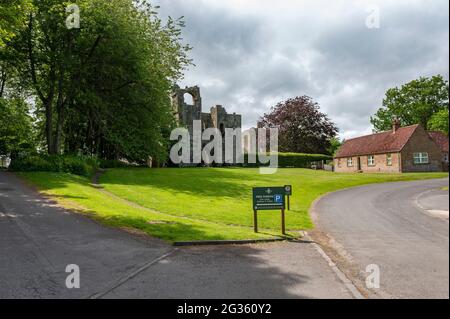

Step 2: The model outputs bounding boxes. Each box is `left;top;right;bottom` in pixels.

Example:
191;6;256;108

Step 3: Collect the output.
2;0;191;163
371;75;449;132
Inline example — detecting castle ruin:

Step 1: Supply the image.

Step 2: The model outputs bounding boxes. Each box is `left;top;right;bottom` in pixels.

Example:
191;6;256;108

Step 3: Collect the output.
171;85;242;134
171;85;242;164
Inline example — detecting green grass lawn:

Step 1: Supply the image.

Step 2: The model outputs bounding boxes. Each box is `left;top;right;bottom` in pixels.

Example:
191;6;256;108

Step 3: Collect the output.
20;168;448;242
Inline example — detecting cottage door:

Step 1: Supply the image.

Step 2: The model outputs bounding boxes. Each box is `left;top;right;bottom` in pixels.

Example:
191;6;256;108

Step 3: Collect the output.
357;157;362;171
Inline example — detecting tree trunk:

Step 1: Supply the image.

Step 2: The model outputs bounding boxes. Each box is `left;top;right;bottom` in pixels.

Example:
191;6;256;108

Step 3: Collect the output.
45;99;54;154
54;107;64;154
53;76;65;155
0;70;6;97
27;14;57;155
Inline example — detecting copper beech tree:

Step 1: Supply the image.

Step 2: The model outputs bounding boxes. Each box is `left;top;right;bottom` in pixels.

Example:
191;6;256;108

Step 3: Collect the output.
260;96;338;155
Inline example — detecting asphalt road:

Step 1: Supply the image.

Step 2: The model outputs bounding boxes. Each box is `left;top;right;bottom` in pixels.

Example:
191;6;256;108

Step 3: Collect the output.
0;171;353;299
312;178;449;299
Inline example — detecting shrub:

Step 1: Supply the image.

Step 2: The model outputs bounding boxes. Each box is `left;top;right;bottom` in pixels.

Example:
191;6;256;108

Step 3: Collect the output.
10;154;99;176
243;152;332;168
278;153;332;168
98;159;133;168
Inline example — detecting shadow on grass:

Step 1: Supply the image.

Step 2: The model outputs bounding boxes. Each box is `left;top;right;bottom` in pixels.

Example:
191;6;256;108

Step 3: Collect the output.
52;194;88;200
100;167;285;199
97;213;232;242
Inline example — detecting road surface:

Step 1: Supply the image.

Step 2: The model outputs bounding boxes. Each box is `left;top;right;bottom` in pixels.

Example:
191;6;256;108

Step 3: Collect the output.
0;171;353;299
312;178;449;299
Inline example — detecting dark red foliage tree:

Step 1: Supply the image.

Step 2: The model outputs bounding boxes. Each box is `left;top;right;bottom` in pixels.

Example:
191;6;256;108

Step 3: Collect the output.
260;96;338;154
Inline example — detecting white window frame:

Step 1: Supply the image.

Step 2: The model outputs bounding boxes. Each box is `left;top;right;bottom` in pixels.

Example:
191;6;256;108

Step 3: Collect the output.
386;154;392;166
347;157;353;167
413;152;429;164
367;155;375;166
337;159;342;168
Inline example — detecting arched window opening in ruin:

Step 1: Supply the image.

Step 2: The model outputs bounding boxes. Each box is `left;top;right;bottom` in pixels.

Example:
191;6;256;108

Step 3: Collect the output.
219;123;225;137
183;92;195;105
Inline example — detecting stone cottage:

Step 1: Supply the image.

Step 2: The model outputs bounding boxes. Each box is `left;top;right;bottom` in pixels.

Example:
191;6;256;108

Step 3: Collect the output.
334;119;449;173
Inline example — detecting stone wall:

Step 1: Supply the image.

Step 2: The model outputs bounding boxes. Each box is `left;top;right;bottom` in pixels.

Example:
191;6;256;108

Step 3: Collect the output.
171;86;242;132
171;85;242;165
334;153;401;173
334;157;358;173
401;125;443;172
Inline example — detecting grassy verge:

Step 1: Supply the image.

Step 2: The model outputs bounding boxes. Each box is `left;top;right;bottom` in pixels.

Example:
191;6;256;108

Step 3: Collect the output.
100;168;447;231
19;168;448;241
18;172;286;242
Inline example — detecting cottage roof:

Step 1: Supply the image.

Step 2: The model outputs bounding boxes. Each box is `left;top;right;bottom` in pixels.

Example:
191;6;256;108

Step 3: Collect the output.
428;131;449;153
335;125;420;158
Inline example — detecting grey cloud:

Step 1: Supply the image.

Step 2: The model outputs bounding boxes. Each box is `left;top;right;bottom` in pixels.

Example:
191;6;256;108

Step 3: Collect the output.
155;0;449;139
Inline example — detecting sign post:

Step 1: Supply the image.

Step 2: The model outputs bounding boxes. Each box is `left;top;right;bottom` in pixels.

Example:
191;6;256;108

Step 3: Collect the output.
252;186;291;235
284;185;292;210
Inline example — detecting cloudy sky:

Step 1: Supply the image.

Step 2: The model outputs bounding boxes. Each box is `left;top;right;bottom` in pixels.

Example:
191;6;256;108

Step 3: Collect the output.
154;0;449;139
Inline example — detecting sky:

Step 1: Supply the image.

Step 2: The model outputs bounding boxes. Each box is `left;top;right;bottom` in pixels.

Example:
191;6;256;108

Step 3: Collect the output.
154;0;449;139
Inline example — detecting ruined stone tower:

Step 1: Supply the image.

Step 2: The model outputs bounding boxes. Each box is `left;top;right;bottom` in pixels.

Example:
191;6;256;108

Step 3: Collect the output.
171;85;242;164
171;85;242;133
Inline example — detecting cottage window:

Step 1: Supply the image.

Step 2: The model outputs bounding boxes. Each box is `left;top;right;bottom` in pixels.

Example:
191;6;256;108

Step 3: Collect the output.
337;159;342;168
386;154;392;166
347;158;353;167
413;152;429;164
368;155;375;166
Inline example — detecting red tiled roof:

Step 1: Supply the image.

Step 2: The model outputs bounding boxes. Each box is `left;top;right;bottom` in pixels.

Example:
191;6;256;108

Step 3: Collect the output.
335;125;419;158
428;131;449;152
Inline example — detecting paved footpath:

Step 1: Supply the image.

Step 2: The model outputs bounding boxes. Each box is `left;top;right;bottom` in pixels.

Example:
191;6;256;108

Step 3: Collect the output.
312;178;449;299
0;171;353;299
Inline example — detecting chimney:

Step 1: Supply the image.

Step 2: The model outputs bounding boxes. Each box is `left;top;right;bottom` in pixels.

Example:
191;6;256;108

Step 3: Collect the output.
392;117;401;133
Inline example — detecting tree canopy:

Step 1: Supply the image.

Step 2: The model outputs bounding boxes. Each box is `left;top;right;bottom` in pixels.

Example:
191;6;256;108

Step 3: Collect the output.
0;0;31;48
260;96;338;155
370;75;449;132
1;0;191;164
428;108;449;136
0;97;35;158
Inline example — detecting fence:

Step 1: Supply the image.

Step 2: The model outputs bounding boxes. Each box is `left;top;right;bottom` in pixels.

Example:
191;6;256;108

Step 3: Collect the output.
311;160;334;172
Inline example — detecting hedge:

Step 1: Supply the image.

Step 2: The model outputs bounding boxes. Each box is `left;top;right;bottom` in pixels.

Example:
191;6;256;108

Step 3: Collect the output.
9;155;141;176
9;155;100;177
9;152;332;175
243;152;332;168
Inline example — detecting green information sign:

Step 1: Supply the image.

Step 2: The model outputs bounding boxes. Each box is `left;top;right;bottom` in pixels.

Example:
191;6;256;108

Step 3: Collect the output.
252;187;286;210
252;186;293;235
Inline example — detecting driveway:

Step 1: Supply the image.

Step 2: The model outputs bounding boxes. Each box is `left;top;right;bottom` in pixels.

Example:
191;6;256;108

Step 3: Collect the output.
311;178;449;299
0;171;353;299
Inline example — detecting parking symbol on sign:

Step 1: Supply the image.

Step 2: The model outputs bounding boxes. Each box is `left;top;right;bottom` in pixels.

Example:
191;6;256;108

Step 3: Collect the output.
274;195;282;203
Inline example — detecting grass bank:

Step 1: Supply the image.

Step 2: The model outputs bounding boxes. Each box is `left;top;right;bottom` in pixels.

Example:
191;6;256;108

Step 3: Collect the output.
20;168;448;242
